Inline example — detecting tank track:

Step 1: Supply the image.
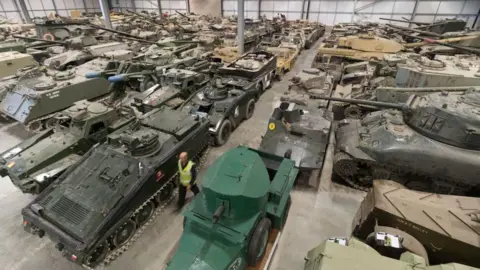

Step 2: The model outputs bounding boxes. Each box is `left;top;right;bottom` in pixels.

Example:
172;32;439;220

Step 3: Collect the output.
333;152;475;195
82;142;211;270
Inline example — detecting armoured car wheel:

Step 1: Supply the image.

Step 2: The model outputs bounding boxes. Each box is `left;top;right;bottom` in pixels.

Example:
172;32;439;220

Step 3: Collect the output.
333;152;358;177
247;217;271;266
112;220;137;247
135;201;155;226
344;105;362;119
155;182;174;203
245;99;255;120
84;240;109;267
214;119;232;146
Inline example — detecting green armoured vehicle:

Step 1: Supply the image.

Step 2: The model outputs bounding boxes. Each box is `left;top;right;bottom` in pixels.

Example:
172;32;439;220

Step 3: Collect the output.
167;146;298;269
304;237;479;270
0;100;135;194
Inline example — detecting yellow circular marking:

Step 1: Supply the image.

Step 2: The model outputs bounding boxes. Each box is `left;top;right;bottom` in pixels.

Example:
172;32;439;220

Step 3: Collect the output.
268;123;275;130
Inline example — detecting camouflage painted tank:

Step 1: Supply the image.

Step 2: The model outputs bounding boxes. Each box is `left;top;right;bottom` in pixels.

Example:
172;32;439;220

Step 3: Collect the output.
352;180;480;268
0;58;121;132
132;68;209;113
211;46;239;64
140;43;199;69
0;100;135;194
167;146;297;269
22;106;211;267
305;237;479;270
316;90;480;195
258;101;332;188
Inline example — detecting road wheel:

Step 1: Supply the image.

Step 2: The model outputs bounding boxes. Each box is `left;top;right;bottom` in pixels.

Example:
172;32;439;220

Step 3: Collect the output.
25;121;42;133
112;220;137;248
139;76;156;92
214;119;232;146
245;98;255;120
135;201;155;227
247;217;271;266
84;240;109;267
155;182;174;203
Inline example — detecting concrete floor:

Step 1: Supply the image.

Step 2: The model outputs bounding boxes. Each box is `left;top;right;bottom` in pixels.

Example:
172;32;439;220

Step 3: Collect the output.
0;38;366;270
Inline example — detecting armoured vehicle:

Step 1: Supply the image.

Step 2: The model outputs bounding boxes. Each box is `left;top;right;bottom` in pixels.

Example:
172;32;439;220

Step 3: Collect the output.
0;51;37;78
265;47;299;78
210;46;239;64
395;54;480;87
131;68;209;113
302;25;325;49
286;68;335;106
167;146;297;269
315;92;480;195
352;180;480;268
181;51;277;145
0;100;135;194
21;106;211;268
0;59;122;132
279;31;306;50
304;237;479;270
258;101;332;188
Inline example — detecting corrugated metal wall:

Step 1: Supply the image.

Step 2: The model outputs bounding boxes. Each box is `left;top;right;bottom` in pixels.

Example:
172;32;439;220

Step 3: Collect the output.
110;0;188;14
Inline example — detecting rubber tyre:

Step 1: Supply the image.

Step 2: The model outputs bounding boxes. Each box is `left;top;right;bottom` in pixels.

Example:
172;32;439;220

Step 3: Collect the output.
245;98;255;120
247;217;271;266
214;119;232;146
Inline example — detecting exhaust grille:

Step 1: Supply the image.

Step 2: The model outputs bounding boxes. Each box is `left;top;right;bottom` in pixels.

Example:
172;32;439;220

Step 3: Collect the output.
51;196;90;225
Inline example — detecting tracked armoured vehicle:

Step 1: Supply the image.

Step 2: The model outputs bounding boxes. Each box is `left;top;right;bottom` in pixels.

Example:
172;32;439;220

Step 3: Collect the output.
0;59;123;132
315;92;480;195
352;180;480;268
304;237;479;270
181;51;277;146
131;68;209;113
167;146;297;269
302;25;325;49
0;100;135;194
285;68;334;107
21;106;211;268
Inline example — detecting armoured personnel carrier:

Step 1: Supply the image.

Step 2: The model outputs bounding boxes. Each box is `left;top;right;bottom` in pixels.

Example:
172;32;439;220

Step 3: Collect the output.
0;59;122;132
396;54;480;87
0;100;135;194
167;146;297;269
315;92;480;195
265;46;299;78
21;106;211;268
304;236;479;270
279;31;306;50
0;51;37;78
181;51;277;145
131;68;209;113
352;180;480;268
258;101;332;188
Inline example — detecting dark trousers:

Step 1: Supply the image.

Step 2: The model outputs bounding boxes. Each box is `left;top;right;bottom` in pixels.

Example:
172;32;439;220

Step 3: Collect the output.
177;183;200;208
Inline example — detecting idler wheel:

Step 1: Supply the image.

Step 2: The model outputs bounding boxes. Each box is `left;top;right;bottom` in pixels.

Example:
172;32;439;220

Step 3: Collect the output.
25;121;42;133
214;119;232;146
247;217;271;266
84;240;109;267
135;201;155;227
333;152;358;177
245;98;255;120
344;105;362;119
155;182;174;203
112;220;137;248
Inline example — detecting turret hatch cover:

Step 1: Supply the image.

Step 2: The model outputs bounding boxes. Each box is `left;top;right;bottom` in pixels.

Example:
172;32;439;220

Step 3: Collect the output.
87;102;108;114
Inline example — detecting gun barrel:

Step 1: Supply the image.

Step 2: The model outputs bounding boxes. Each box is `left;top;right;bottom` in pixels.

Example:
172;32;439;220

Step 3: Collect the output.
13;35;67;45
422;38;480;54
376;86;480;92
386;24;442;37
315;96;406;110
88;24;145;39
379;17;430;25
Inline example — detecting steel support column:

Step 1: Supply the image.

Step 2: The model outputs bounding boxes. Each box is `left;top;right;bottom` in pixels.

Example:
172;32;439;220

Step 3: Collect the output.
81;0;88;12
220;0;223;17
305;0;311;20
157;0;162;14
237;0;244;54
17;0;31;23
409;0;420;28
258;0;262;19
99;0;112;29
51;0;59;15
186;0;190;14
131;0;136;11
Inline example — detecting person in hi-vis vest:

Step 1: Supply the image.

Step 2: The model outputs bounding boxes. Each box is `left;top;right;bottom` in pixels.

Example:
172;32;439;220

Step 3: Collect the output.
177;152;200;209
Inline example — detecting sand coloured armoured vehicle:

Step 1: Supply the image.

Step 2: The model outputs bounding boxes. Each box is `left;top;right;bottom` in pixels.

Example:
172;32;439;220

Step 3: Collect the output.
182;51;277;145
304;237;479;270
22;106;211;267
352;180;480;268
166;146;297;269
265;47;299;78
0;100;135;194
315;91;480;195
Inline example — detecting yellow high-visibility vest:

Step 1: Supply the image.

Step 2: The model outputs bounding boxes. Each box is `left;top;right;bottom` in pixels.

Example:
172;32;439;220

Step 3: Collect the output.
178;160;194;186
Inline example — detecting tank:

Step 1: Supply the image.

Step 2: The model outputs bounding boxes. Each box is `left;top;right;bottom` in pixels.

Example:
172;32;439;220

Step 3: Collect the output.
0;100;135;194
131;68;209;113
258;101;332;188
304;237;479;270
21;106;211;268
286;68;334;106
395;54;480;87
352;180;480;268
315;92;480;195
302;24;325;49
210;46;239;64
181;51;277;146
0;59;121;132
167;146;297;269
